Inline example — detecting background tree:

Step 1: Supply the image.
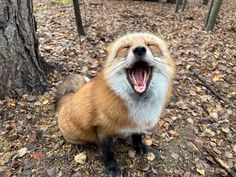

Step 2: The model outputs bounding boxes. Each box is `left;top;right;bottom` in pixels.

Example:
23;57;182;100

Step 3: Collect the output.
72;0;86;36
205;0;223;31
0;0;52;99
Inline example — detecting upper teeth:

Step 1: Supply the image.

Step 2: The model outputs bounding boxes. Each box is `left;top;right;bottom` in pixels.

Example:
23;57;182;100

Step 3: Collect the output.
131;70;148;83
144;71;147;81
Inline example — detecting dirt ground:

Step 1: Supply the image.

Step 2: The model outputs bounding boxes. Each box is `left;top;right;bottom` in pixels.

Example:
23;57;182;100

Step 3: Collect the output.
0;0;235;176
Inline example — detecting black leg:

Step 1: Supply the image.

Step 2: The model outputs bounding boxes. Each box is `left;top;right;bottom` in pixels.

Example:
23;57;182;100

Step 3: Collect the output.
131;133;147;154
99;136;122;177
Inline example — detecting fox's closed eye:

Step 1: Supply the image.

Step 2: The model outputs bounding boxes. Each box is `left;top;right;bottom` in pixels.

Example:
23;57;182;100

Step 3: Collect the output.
121;45;131;50
147;43;161;57
116;45;130;58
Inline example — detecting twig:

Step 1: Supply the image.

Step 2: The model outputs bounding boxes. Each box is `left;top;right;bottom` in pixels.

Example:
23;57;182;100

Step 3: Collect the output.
189;67;228;104
203;146;236;177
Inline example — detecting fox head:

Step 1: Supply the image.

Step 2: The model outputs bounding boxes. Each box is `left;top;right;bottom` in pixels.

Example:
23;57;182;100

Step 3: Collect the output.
104;33;175;99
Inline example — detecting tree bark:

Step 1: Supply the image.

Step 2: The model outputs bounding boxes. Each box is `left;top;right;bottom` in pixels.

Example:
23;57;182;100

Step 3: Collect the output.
0;0;52;99
175;0;182;13
205;0;223;31
72;0;86;36
181;0;187;11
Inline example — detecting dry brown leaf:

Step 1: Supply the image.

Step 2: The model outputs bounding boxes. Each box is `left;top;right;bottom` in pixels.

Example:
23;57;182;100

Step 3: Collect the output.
32;151;46;164
16;147;28;158
224;151;233;159
146;152;155;161
213;75;223;82
128;149;136;158
168;130;179;137
196;168;205;176
74;152;87;165
144;137;153;146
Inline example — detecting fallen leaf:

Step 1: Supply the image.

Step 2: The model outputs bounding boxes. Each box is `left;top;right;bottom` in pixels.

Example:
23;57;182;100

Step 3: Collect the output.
213;147;222;154
32;151;46;164
191;111;198;117
16;147;28;158
221;126;230;133
204;128;215;137
142;165;150;171
224;151;233;159
151;167;158;174
187;118;194;124
42;99;49;105
213;75;223;82
209;112;218;119
196;168;205;176
47;166;59;177
233;145;236;153
171;116;178;120
183;171;200;177
128;149;136;158
144;137;153;146
74;152;87;164
158;118;165;128
168;130;179;137
146;152;155;161
171;152;180;160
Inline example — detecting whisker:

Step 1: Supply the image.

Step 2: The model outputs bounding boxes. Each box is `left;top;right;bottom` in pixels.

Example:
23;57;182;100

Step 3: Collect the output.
108;57;133;76
150;56;173;67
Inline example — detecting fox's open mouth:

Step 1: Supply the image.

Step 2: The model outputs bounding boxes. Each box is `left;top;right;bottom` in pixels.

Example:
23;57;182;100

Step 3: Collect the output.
126;61;152;94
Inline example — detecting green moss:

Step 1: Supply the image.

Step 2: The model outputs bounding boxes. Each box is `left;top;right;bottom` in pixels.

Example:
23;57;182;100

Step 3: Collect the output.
33;7;47;13
53;0;72;4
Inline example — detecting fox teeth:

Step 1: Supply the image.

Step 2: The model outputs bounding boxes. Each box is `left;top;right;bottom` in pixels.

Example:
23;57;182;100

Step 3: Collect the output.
131;72;137;85
144;71;147;81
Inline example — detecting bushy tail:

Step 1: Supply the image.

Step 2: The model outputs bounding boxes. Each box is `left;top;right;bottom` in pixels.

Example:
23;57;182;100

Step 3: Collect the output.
55;74;88;110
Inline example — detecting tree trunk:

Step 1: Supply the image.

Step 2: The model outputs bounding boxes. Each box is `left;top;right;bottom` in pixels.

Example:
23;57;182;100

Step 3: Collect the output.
0;0;52;99
205;0;223;31
181;0;187;11
175;0;182;13
72;0;86;36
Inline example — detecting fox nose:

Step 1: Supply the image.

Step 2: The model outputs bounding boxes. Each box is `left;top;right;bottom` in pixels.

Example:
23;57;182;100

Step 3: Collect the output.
133;46;146;57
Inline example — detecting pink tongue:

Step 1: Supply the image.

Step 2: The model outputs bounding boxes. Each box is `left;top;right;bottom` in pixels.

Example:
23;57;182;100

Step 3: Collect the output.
134;69;145;86
133;68;146;93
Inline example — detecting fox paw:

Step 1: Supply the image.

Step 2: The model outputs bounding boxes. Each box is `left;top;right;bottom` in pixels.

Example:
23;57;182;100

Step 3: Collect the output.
105;163;122;177
134;143;147;154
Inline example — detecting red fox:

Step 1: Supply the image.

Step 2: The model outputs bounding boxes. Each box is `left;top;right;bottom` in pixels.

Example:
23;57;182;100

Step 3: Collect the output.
56;33;175;176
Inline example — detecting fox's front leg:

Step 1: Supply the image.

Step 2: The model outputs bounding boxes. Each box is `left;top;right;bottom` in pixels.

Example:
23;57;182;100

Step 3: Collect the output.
131;133;147;154
98;135;122;177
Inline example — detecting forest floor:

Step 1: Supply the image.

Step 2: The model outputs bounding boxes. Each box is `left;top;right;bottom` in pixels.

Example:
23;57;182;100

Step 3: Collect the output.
1;0;236;176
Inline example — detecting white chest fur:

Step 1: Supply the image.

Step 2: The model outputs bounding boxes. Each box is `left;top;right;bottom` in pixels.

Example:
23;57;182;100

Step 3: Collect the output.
107;71;170;134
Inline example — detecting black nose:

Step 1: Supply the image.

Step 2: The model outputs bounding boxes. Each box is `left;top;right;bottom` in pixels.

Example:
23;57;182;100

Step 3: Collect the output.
133;46;146;57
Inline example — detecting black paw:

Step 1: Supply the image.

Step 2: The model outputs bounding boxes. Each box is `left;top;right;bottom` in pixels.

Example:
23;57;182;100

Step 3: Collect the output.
105;162;122;177
133;143;148;154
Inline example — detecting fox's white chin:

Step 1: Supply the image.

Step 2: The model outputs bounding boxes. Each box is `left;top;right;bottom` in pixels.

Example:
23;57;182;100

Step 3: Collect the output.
105;62;171;133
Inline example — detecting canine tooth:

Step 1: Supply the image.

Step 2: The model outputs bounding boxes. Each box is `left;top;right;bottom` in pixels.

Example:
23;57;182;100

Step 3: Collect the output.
144;71;147;81
131;71;135;78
